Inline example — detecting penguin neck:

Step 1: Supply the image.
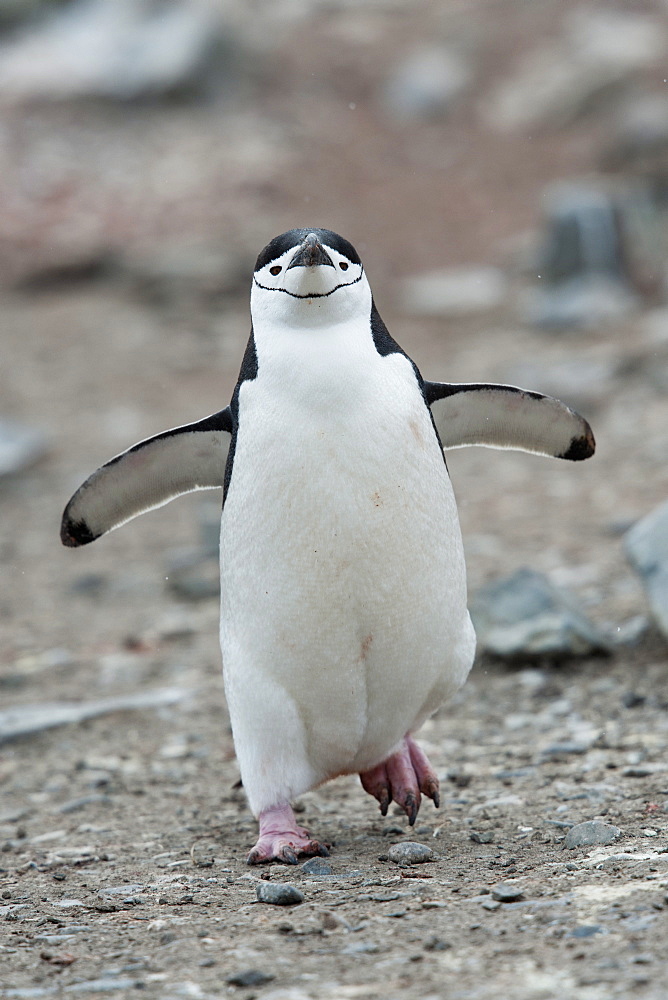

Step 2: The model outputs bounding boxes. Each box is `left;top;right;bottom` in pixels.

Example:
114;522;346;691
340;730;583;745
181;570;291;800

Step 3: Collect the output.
249;311;379;410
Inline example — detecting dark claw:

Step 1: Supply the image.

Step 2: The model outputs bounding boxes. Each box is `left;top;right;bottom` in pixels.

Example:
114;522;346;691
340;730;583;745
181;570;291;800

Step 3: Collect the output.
317;843;330;857
378;789;390;816
432;790;440;809
404;793;418;826
280;846;299;865
246;850;261;866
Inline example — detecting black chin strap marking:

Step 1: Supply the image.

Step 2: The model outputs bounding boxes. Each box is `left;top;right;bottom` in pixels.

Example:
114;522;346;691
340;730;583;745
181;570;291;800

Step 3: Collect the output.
253;269;363;299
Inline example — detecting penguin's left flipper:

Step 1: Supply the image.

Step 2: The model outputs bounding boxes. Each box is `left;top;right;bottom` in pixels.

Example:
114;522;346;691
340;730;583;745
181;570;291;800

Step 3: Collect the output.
61;408;232;547
425;382;595;460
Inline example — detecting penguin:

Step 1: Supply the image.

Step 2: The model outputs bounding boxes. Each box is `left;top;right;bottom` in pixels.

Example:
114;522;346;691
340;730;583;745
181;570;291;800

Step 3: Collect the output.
61;228;595;864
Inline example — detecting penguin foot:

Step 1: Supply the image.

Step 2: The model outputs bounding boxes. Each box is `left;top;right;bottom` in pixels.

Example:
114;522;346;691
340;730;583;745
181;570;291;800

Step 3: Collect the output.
247;803;330;865
359;735;440;825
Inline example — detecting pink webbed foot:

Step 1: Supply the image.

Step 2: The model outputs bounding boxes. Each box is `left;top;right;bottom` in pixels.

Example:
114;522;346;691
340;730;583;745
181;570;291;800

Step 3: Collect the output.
359;735;440;826
247;803;330;865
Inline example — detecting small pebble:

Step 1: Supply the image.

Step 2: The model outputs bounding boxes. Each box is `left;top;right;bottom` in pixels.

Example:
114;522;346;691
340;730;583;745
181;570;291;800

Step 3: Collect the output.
563;821;621;849
387;842;435;866
226;969;274;987
470;831;494;844
342;941;379;954
300;857;333;876
570;925;604;938
98;884;145;897
622;691;646;709
58;794;111;814
256;882;304;906
482;898;502;911
491;882;524;903
424;936;451;951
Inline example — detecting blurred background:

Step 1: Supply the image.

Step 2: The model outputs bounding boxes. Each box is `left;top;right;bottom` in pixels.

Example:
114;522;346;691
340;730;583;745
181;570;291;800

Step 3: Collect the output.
1;0;668;671
1;6;668;992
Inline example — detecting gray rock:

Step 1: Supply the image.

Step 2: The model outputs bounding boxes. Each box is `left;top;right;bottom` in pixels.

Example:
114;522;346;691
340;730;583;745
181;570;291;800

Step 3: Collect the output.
64;979;142;993
622;765;666;778
491;883;524;903
300;857;333;876
2;990;55;999
98;883;145;897
525;275;637;331
539;186;626;285
226;970;274;988
0;418;48;478
387;842;435;866
570;925;605;938
624;500;668;639
0;0;229;103
401;265;507;318
470;831;494;844
58;794;112;814
0;687;189;743
564;821;621;849
382;45;471;121
524;183;640;330
0;808;31;824
487;8;664;131
342;941;380;955
256;882;304;906
541;741;593;757
470;568;612;660
424;936;451;951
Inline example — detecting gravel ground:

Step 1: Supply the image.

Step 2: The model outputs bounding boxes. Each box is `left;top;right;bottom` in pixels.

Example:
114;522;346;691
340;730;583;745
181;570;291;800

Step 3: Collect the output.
1;2;668;996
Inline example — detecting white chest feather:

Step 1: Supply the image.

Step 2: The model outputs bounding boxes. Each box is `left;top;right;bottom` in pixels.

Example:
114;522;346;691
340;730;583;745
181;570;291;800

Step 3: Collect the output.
219;319;475;812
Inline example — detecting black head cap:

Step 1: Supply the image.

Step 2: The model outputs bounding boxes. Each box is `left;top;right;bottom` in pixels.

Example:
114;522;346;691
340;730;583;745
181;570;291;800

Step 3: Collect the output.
254;229;362;271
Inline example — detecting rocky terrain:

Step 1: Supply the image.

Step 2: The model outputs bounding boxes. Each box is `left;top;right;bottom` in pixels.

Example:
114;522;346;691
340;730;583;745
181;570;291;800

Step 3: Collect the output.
1;2;667;998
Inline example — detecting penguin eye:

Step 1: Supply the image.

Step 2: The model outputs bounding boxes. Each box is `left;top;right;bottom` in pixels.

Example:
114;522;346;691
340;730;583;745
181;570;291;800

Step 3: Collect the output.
269;265;282;276
339;262;349;271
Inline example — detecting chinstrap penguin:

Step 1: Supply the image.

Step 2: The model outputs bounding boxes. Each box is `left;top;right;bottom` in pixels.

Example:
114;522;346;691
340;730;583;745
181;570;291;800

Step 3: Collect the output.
61;228;595;864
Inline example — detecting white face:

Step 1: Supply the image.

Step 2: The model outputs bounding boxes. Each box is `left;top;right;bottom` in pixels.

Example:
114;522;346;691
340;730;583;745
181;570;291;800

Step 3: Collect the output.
250;231;371;328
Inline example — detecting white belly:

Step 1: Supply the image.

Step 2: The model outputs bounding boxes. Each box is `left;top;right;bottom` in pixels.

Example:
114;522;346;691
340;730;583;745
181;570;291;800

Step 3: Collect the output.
219;349;475;815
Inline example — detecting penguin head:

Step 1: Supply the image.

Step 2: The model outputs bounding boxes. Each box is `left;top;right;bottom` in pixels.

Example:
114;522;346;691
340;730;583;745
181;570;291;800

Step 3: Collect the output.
251;228;371;327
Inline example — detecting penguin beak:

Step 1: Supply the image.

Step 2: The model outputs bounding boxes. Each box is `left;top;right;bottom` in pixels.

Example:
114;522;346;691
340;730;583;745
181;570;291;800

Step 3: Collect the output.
287;233;334;270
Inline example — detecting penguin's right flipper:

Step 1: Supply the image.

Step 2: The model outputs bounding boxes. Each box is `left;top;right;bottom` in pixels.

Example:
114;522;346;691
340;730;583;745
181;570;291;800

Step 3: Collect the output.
61;408;232;547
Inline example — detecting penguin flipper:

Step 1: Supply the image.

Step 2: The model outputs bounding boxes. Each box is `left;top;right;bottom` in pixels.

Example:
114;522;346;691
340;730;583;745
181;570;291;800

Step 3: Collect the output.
424;382;595;460
61;408;232;547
